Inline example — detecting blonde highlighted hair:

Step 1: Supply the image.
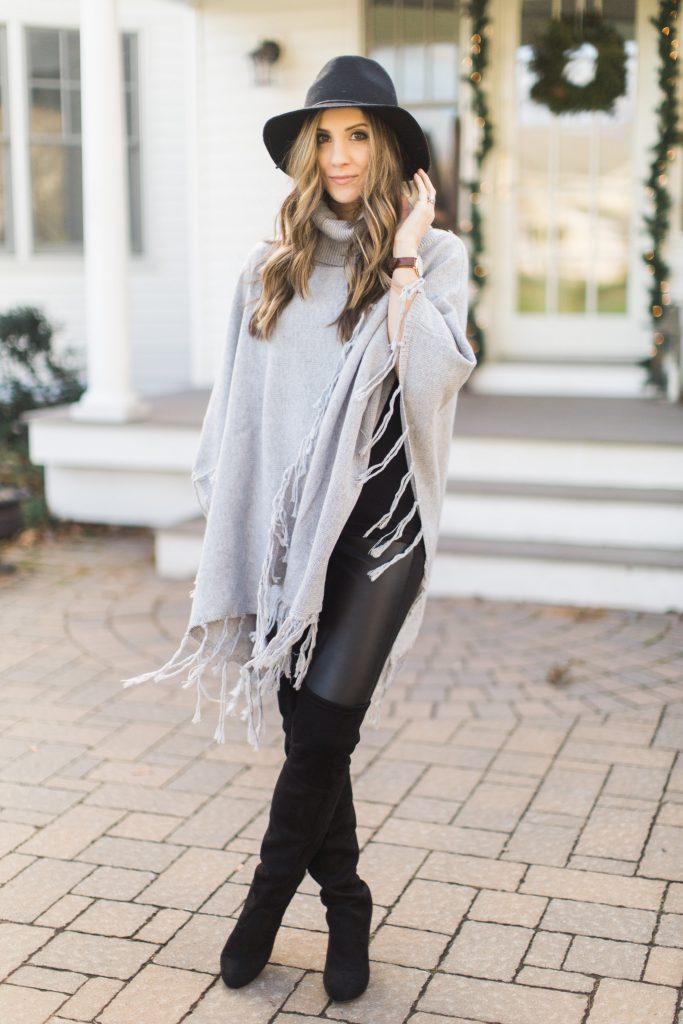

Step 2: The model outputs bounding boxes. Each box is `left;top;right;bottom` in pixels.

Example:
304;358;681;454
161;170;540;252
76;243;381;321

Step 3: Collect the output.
248;107;406;344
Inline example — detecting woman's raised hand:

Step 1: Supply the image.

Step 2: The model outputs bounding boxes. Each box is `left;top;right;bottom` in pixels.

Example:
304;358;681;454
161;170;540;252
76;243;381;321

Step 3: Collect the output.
394;169;436;252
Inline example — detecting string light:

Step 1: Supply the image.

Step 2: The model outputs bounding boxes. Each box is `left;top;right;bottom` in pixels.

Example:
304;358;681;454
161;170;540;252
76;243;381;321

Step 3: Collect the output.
462;0;494;361
641;0;683;391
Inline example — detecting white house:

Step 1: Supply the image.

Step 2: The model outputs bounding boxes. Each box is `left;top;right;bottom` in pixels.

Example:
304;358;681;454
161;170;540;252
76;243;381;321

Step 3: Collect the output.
4;0;682;611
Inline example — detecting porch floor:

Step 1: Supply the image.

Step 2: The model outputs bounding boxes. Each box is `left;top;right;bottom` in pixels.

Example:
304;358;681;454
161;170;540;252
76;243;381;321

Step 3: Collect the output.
114;387;683;445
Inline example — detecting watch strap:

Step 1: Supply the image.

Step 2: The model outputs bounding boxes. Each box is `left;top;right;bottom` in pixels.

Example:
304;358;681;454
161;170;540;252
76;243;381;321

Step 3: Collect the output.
390;256;419;272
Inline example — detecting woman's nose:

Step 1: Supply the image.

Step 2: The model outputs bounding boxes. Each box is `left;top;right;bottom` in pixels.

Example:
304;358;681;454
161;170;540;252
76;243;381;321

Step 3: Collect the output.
330;141;351;166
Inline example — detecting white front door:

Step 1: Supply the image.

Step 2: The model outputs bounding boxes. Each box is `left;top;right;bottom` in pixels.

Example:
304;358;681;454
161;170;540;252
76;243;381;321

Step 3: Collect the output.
490;0;656;362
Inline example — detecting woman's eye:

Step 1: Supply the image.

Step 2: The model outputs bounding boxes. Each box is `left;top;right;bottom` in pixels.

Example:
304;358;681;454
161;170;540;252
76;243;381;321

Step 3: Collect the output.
316;131;368;143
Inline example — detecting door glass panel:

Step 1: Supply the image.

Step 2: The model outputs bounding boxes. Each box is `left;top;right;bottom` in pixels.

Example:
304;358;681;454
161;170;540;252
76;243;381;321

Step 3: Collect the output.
515;0;636;316
517;191;550;312
557;260;587;313
596;186;629;312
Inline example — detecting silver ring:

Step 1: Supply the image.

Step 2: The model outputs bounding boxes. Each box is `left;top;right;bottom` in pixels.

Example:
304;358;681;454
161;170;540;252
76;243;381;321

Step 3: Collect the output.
426;196;435;205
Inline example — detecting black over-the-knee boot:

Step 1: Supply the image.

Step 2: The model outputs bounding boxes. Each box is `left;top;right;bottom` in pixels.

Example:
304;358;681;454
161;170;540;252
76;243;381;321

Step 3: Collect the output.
278;678;373;1001
220;679;370;990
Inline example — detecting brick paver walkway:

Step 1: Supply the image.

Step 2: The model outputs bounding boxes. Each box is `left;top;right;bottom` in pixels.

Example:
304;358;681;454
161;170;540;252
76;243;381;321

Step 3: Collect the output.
1;530;682;1024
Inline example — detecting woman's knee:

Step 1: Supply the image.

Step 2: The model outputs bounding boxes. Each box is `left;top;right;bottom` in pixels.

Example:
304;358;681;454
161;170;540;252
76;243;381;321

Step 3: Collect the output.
287;680;369;769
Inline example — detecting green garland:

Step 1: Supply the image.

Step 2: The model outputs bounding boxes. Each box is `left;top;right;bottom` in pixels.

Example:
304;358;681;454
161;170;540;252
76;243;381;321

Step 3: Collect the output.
462;0;494;363
641;0;683;392
529;12;627;115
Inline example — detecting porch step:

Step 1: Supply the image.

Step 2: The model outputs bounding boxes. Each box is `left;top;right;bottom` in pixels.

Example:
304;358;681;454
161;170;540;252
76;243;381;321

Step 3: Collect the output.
155;514;205;579
448;435;683;490
467;361;650;398
438;428;682;611
430;537;682;614
441;479;683;549
154;486;683;613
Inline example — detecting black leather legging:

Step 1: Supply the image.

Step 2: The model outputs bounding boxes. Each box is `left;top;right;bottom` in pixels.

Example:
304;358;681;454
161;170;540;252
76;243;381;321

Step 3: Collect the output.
277;529;426;707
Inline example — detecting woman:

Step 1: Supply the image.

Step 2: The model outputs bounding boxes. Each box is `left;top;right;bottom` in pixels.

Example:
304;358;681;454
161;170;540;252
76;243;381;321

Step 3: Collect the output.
122;54;476;1003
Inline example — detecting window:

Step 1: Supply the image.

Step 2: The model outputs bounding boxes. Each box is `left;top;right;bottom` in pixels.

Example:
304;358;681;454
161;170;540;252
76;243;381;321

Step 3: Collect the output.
0;25;12;250
365;0;462;230
26;26;142;253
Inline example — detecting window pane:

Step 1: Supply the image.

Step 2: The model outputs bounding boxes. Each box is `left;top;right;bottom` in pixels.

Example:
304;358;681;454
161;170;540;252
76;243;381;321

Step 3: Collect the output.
125;87;139;138
367;0;398;81
28;28;60;81
66;29;80;80
123;36;139;136
31;142;82;245
65;143;83;242
432;2;457;101
30;86;63;134
128;144;142;252
66;86;81;135
402;0;427;101
31;143;67;243
123;32;136;84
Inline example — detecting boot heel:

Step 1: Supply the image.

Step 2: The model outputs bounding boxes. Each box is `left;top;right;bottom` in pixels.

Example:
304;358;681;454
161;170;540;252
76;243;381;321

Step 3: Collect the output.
323;878;373;1001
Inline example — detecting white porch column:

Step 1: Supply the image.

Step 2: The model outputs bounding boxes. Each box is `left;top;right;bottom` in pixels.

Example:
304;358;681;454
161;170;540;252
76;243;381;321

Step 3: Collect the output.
70;0;149;422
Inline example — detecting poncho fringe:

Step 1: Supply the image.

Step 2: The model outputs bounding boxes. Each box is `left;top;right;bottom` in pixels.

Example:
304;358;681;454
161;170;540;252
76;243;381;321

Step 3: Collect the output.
121;275;427;750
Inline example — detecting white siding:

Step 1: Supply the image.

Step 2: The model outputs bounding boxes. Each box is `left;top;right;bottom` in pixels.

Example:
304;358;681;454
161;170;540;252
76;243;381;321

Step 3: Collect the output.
191;0;364;385
0;0;194;395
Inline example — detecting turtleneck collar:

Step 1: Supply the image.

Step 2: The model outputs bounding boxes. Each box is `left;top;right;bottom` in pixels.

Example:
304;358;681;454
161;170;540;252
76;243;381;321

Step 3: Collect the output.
312;196;363;266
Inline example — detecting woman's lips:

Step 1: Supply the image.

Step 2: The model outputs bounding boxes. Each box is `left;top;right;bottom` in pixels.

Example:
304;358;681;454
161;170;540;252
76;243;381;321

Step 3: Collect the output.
330;176;356;183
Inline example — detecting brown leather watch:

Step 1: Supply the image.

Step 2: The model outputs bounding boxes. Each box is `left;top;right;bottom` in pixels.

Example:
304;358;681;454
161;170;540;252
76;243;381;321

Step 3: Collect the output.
389;256;419;272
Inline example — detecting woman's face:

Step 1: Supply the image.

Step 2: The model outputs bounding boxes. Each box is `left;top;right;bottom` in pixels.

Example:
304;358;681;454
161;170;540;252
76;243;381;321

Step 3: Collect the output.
316;107;370;204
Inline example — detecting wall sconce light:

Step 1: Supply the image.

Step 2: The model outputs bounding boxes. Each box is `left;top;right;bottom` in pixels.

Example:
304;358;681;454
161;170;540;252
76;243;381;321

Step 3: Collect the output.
248;40;282;86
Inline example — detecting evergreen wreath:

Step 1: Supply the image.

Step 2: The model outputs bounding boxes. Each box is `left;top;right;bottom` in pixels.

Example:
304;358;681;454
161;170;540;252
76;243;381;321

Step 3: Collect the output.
529;11;627;115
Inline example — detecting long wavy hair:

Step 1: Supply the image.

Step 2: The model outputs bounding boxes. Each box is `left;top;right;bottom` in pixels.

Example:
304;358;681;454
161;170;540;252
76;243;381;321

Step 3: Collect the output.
247;107;406;344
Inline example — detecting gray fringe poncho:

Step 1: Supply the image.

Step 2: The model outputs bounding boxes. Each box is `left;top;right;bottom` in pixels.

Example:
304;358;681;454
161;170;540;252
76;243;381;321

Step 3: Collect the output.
121;197;477;749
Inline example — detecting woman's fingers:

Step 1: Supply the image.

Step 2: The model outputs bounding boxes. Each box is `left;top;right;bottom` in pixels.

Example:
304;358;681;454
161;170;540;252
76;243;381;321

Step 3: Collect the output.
414;169;436;202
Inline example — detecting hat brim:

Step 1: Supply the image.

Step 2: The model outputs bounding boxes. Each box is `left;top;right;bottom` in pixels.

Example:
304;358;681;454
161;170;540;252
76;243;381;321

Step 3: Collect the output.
262;102;431;180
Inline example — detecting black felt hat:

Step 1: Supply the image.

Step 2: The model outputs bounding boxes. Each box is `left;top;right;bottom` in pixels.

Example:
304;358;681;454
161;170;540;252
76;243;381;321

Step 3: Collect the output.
262;55;430;180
